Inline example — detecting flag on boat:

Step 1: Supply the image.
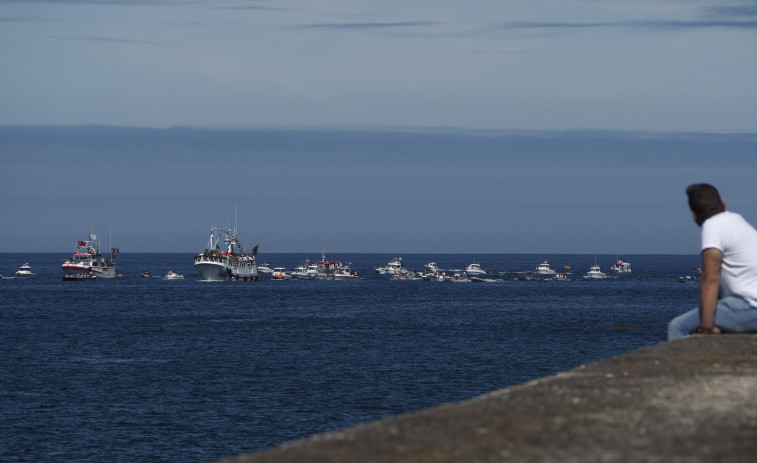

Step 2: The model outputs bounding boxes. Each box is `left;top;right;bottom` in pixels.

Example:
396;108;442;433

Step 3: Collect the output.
78;241;87;246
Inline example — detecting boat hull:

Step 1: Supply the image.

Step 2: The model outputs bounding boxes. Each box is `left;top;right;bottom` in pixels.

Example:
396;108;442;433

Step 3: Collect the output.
63;273;97;281
194;261;259;281
610;268;631;273
586;272;606;279
62;263;117;279
194;262;232;281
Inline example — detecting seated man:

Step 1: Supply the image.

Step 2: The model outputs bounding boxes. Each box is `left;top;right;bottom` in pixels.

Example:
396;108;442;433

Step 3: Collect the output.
668;184;757;340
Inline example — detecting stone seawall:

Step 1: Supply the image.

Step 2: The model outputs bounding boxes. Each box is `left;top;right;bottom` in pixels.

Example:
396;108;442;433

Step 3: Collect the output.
216;335;757;463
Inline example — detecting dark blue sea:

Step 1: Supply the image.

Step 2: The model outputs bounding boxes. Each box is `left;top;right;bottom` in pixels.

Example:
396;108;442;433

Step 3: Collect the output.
1;253;700;462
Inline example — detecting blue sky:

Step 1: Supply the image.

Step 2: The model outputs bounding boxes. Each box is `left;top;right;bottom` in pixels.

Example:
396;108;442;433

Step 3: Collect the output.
3;0;757;130
2;1;757;253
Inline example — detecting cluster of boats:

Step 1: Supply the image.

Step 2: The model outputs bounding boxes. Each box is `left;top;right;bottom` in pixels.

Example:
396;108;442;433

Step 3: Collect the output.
140;270;184;280
371;258;491;282
260;252;359;280
368;257;632;282
679;266;703;283
517;258;632;280
53;226;261;281
41;226;636;283
57;225;258;282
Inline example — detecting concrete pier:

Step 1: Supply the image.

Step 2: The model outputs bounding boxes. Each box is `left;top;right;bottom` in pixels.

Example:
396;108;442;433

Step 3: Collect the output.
216;335;757;463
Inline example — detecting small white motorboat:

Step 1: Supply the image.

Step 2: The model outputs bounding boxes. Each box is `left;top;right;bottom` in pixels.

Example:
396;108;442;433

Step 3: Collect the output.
333;267;359;280
272;267;291;280
376;257;407;275
257;262;273;273
164;269;184;280
535;260;556;275
424;262;440;273
15;262;36;278
465;263;486;275
306;264;321;277
403;271;424;280
291;262;309;278
585;264;606;279
452;272;469;282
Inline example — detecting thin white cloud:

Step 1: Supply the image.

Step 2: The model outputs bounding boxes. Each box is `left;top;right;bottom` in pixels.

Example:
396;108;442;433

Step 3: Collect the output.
301;21;435;30
498;19;757;31
44;35;164;45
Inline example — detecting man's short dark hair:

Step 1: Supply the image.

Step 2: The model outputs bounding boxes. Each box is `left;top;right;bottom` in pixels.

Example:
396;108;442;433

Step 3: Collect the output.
686;183;725;225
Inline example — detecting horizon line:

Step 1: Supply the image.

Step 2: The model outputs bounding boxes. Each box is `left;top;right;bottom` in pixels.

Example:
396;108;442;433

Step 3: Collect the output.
0;251;700;256
2;123;757;138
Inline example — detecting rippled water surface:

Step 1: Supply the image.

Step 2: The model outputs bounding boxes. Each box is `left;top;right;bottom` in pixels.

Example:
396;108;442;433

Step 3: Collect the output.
0;253;699;462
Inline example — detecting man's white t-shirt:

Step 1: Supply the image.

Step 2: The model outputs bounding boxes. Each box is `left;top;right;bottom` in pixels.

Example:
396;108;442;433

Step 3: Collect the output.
701;211;757;307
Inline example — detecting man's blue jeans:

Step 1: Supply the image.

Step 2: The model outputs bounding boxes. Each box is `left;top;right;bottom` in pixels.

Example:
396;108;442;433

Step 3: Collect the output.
668;296;757;340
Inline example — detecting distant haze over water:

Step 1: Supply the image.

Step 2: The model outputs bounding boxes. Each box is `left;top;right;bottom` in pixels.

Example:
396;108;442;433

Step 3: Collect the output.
2;125;756;254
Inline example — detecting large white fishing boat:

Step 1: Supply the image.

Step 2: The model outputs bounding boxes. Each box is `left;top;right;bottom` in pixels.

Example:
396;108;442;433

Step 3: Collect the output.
61;232;118;279
194;226;259;281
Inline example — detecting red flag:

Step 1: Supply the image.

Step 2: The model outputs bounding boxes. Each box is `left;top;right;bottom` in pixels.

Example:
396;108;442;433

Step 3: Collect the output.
77;241;86;246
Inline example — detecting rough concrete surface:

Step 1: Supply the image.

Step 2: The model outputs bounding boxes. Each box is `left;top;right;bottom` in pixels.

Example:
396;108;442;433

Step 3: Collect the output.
215;335;757;463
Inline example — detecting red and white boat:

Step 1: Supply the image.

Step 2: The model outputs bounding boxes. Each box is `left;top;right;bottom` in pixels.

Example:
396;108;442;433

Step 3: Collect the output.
609;257;632;273
62;232;119;279
317;251;346;274
272;268;290;280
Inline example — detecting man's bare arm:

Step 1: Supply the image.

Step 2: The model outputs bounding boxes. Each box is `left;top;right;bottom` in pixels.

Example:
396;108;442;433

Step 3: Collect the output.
699;247;723;332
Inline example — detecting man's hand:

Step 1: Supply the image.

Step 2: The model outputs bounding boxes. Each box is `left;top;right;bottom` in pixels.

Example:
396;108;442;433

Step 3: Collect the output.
696;325;722;334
